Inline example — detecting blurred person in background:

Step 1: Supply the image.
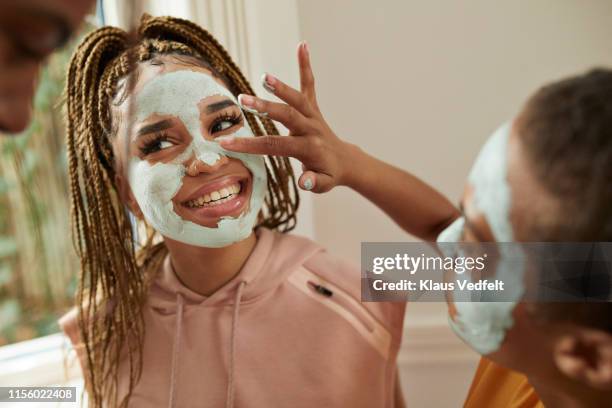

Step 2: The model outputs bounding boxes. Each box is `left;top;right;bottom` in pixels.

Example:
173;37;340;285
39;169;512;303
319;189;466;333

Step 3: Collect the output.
0;0;94;133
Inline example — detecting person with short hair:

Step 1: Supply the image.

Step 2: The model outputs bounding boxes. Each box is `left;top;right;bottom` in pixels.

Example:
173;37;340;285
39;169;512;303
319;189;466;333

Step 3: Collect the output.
224;65;612;406
0;0;94;133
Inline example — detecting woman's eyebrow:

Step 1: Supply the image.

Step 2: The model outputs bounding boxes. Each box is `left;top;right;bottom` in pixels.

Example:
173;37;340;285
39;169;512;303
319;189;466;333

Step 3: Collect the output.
136;119;173;138
206;99;237;114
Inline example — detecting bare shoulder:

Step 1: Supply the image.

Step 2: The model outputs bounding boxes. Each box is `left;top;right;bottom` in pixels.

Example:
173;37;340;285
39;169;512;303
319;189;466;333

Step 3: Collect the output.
58;307;81;346
57;306;89;376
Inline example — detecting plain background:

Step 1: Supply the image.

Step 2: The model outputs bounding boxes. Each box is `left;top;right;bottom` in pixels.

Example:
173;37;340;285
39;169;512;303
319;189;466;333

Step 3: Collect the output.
296;0;612;257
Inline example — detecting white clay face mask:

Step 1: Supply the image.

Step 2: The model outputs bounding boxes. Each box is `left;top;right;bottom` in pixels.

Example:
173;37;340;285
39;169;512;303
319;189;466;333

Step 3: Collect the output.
128;70;267;248
437;122;525;355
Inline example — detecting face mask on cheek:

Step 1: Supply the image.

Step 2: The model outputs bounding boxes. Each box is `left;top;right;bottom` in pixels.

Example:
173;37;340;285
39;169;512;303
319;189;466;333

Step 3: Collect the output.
436;122;525;355
436;216;465;243
127;70;267;248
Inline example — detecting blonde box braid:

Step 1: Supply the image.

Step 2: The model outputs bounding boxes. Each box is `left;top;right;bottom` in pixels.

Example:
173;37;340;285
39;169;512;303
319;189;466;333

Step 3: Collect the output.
65;14;298;407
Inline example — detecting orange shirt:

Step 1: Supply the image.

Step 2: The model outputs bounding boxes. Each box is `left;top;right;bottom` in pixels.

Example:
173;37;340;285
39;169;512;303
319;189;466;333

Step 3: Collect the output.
464;357;544;408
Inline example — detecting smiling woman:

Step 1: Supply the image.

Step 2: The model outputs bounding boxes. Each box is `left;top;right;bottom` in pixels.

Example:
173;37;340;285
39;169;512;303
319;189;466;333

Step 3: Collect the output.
61;14;298;407
121;68;268;247
59;14;406;408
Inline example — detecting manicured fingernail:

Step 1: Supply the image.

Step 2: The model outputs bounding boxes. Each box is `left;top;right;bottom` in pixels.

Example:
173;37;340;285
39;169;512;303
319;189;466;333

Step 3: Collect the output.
303;178;313;191
238;94;268;118
261;73;276;94
238;94;255;107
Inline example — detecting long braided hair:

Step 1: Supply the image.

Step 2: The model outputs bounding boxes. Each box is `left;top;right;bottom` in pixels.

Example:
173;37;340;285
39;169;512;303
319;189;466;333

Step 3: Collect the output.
65;14;298;407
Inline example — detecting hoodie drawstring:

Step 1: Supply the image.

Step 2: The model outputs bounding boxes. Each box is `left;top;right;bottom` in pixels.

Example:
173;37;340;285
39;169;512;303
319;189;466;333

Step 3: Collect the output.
226;281;246;408
167;282;246;408
168;293;185;408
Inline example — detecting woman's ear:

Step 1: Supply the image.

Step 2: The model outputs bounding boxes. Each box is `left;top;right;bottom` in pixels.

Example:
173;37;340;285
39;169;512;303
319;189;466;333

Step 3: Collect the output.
553;329;612;391
115;171;144;219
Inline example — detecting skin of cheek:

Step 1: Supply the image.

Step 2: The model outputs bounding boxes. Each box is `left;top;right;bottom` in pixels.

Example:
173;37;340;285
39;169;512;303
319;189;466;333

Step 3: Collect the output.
114;170;144;219
111;138;145;219
486;304;559;377
486;305;534;367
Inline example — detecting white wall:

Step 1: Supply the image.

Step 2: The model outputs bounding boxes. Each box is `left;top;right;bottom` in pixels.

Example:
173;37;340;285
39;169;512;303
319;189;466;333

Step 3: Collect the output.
295;1;612;406
296;0;612;257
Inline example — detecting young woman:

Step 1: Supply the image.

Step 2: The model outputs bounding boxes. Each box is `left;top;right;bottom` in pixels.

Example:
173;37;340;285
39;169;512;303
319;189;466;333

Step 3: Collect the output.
59;15;407;408
224;57;612;407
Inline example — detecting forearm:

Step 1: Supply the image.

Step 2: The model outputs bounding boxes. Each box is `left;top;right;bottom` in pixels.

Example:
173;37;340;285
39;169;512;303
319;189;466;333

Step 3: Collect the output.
342;143;460;242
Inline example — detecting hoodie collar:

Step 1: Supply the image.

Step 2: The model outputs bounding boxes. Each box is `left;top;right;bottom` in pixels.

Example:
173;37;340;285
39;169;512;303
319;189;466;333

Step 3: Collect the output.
147;227;323;312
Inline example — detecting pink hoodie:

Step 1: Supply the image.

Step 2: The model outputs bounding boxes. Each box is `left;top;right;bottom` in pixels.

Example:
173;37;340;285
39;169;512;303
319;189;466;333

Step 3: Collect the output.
60;228;406;407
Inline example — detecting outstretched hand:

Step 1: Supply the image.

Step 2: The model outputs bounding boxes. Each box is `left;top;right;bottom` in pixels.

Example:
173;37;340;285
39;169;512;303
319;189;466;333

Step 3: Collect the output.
219;42;356;193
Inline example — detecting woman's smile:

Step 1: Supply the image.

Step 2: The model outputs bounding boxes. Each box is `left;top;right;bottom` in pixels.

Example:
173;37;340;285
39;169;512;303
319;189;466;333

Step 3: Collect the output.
183;181;242;208
174;169;253;227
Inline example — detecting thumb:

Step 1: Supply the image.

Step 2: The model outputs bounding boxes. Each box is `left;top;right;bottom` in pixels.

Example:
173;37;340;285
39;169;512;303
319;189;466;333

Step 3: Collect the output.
298;170;334;193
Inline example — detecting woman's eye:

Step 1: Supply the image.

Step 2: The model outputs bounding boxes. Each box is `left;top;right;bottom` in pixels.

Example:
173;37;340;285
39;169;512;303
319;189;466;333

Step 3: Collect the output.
211;113;242;134
140;135;175;156
159;140;173;149
212;120;235;133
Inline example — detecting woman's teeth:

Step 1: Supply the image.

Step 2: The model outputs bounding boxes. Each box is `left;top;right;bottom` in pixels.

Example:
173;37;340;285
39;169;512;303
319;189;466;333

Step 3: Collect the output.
185;183;242;208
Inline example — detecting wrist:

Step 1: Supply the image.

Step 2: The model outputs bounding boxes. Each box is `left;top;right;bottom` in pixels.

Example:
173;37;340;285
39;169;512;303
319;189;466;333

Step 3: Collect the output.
338;141;370;190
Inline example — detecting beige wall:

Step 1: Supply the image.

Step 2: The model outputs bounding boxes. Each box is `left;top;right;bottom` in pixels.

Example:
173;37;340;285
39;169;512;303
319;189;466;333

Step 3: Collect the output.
296;1;612;406
297;0;612;258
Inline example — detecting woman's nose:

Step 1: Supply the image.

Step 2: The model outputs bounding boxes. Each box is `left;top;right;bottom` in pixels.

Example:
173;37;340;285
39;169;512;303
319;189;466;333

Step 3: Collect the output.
186;155;230;177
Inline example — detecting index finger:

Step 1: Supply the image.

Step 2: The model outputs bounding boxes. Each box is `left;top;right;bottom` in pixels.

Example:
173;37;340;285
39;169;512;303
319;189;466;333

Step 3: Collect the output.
219;135;308;160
